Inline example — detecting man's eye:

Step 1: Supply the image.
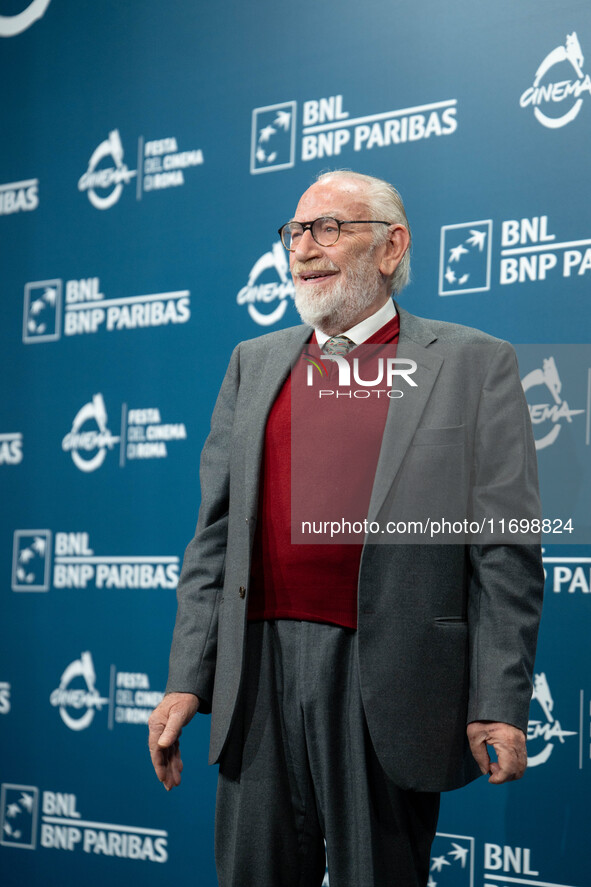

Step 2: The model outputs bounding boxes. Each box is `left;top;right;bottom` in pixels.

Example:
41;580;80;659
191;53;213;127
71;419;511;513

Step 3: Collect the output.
290;229;302;241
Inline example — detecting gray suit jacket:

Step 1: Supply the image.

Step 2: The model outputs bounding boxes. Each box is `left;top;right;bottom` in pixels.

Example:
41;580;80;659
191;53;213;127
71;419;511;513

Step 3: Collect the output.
166;303;544;792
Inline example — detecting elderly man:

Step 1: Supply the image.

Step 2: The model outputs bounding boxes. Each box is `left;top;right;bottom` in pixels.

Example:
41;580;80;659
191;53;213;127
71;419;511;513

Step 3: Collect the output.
149;170;544;887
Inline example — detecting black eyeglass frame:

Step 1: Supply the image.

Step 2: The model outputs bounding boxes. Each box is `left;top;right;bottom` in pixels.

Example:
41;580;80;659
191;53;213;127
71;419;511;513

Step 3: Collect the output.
277;217;392;251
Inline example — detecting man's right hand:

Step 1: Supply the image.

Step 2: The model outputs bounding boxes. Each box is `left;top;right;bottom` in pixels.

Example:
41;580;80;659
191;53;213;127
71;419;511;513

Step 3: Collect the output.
148;692;200;791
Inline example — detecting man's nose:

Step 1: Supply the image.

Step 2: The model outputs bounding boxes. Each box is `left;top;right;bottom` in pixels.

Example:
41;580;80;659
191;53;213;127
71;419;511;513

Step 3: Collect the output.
292;228;323;261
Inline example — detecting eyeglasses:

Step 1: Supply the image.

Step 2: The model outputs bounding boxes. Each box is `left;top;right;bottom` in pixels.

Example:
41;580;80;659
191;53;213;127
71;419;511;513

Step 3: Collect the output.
277;217;391;251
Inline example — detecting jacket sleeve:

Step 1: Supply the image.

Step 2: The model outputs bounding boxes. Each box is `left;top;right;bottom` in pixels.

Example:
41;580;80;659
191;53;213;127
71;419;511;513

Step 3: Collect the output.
165;344;241;712
467;341;544;732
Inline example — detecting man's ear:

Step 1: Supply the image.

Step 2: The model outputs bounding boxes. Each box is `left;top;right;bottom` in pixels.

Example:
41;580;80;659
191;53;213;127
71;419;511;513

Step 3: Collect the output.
379;225;410;277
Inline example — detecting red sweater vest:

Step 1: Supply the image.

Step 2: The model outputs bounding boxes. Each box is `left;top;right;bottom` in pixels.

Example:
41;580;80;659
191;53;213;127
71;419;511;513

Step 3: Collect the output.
248;314;400;629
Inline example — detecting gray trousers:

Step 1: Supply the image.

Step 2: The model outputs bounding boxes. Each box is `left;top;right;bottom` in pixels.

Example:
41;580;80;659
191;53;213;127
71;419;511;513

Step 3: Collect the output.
215;620;439;887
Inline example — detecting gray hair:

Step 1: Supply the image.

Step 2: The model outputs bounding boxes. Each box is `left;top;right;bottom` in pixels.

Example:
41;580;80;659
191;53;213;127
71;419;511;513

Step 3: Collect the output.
315;169;411;294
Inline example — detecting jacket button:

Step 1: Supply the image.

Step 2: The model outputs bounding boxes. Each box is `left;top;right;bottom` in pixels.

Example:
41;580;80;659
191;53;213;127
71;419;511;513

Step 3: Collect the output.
239;586;246;599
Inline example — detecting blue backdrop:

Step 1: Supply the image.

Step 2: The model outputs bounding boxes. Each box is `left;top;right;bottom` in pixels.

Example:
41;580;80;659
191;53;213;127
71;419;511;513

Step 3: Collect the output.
1;2;590;885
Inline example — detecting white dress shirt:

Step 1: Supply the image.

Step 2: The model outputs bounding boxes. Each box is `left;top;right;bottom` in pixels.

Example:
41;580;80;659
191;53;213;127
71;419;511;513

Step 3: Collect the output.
314;298;397;348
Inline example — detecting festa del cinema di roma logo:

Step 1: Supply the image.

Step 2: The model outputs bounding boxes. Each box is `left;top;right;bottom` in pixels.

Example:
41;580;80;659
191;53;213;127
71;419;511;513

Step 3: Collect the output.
48;650;165;730
527;672;577;767
236;241;295;326
49;652;108;732
0;0;51;37
62;393;119;473
520;31;591;128
61;394;187;472
78;130;204;209
78;130;136;210
521;356;585;450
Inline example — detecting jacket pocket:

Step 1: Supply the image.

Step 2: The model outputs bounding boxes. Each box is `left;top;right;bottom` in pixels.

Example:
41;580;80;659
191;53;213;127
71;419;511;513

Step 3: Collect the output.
434;615;467;624
411;424;465;447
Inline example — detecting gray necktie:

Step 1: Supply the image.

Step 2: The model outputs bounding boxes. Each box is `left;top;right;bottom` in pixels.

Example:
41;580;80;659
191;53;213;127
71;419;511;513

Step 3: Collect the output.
322;335;356;355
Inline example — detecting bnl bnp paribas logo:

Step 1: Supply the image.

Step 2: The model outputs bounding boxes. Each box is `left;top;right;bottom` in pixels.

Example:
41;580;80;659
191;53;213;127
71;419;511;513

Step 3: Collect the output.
22;277;191;343
439;213;591;295
61;395;187;472
0;0;51;37
250;93;458;174
12;530;180;592
429;836;579;887
438;223;491;296
0;431;23;465
0;177;39;215
520;32;591;128
0;784;168;862
11;531;52;591
78;129;204;210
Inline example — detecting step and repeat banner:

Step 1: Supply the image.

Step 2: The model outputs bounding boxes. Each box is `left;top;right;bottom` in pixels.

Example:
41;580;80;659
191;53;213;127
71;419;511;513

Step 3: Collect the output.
1;2;590;885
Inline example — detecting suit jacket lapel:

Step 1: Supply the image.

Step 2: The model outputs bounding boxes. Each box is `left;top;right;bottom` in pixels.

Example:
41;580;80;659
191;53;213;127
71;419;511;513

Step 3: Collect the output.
367;304;444;523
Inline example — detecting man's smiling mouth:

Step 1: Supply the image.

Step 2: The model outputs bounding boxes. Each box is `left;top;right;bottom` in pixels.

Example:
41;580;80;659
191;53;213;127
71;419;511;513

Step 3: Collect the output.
297;270;338;283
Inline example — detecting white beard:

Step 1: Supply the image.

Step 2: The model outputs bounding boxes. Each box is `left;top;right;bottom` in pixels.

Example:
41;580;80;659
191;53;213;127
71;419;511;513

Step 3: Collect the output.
293;251;386;335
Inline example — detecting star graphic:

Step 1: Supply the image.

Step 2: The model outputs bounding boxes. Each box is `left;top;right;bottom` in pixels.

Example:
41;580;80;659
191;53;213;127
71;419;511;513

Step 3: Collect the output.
20;793;33;812
431;855;451;872
466;229;486;251
6;803;20;817
259;125;276;143
445;267;456;284
427;877;437;887
448;842;469;867
458;273;469;284
449;244;468;262
30;298;45;315
274;110;291;130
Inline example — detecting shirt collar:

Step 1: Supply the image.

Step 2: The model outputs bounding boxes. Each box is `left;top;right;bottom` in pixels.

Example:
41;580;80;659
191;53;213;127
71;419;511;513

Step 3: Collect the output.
314;298;397;347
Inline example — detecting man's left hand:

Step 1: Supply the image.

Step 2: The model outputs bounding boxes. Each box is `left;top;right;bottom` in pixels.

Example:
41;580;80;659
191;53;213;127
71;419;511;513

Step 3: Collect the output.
466;721;527;784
